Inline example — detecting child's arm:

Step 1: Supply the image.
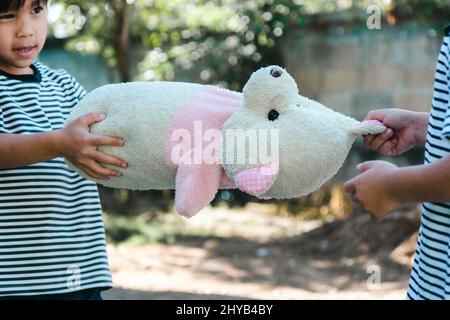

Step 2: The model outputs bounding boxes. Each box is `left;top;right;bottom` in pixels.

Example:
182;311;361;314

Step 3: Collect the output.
0;113;127;180
392;155;450;203
0;131;65;168
344;156;450;222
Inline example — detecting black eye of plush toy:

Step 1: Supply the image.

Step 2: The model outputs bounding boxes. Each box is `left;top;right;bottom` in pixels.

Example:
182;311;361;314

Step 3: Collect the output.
270;68;282;78
268;109;279;121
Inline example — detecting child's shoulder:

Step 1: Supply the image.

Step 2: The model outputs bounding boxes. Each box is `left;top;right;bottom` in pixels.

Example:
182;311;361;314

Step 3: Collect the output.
34;61;76;81
33;61;82;92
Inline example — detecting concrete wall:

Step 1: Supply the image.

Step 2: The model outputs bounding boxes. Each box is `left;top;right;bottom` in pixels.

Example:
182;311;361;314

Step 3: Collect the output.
284;25;442;119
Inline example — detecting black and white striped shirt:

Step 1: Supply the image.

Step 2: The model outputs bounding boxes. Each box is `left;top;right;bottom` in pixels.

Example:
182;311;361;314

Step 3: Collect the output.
0;61;112;296
407;24;450;300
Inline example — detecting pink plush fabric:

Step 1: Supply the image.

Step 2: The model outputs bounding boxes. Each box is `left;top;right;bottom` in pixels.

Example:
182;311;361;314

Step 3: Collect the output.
174;149;222;217
164;86;243;217
234;161;279;196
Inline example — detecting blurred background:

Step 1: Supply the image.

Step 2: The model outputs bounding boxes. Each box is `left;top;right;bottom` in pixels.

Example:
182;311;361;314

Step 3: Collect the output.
41;0;449;299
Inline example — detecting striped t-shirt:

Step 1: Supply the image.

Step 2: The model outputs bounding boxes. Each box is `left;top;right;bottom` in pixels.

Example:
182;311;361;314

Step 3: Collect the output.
0;61;112;296
406;24;450;300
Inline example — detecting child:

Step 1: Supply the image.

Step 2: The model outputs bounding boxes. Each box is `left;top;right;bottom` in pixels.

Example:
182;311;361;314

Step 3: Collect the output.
344;24;450;299
0;0;128;299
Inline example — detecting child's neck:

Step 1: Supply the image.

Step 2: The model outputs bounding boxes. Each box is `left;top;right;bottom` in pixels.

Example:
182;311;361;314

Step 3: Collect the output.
0;64;34;76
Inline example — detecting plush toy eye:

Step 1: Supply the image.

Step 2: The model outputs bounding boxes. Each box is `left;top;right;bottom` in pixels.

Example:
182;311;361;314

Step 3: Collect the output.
268;109;279;121
296;103;301;108
270;68;282;78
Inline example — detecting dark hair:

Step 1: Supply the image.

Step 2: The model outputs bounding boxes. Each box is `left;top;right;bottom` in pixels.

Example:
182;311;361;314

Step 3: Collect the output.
0;0;47;14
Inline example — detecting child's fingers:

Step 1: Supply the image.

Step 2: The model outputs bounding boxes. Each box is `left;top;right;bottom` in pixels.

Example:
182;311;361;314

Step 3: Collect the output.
351;191;360;204
349;191;369;213
343;179;356;194
92;151;128;169
92;135;124;147
363;134;378;149
79;164;109;180
86;159;122;177
367;128;393;151
363;128;393;150
363;129;390;149
80;113;106;126
365;110;387;122
378;138;397;156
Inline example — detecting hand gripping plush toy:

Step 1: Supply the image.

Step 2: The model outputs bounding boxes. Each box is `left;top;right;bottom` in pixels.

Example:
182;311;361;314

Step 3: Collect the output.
65;66;386;217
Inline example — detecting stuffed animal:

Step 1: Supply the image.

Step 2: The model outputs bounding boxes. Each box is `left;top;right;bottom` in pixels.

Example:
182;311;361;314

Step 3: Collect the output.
65;65;386;217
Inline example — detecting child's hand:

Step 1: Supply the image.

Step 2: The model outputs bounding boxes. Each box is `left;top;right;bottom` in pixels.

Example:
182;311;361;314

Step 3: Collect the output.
344;160;400;223
58;113;128;180
362;108;428;156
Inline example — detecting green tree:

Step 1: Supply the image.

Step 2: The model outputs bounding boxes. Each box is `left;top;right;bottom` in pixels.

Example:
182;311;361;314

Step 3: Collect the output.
50;0;304;88
390;0;450;27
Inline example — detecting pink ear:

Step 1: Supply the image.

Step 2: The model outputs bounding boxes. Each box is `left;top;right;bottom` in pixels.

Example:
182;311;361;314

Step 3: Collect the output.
234;161;279;196
175;150;222;218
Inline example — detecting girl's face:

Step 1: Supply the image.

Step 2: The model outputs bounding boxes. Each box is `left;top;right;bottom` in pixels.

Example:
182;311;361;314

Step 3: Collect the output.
0;0;47;75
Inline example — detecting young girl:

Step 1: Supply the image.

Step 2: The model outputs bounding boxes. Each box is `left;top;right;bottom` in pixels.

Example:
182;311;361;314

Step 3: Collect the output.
0;0;127;299
344;24;450;299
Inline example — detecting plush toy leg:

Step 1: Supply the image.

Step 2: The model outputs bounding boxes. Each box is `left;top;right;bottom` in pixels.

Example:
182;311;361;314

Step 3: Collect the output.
349;120;386;136
175;160;221;218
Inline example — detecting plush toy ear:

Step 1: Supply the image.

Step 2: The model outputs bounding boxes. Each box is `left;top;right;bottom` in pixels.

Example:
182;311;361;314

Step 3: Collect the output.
174;149;222;218
234;161;279;196
349;120;386;136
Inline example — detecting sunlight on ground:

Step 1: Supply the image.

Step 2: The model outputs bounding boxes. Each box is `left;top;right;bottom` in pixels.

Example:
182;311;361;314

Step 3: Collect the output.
104;203;325;245
169;203;324;241
103;204;415;300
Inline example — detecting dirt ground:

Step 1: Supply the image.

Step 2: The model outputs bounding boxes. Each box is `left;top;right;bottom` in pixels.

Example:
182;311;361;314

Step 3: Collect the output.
102;204;420;300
